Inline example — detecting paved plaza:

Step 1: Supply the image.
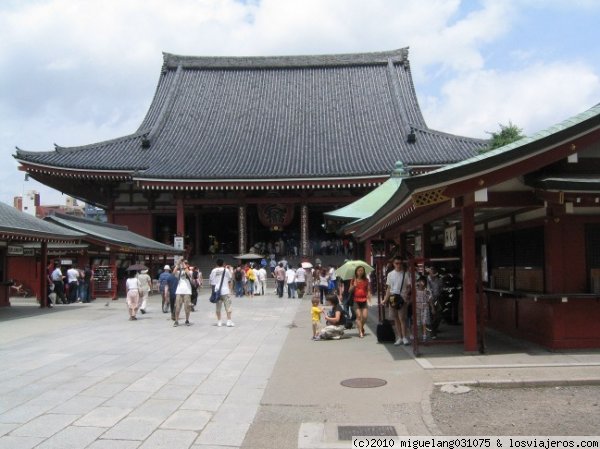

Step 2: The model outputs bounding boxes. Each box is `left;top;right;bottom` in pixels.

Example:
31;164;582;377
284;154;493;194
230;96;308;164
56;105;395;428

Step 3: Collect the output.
1;292;600;449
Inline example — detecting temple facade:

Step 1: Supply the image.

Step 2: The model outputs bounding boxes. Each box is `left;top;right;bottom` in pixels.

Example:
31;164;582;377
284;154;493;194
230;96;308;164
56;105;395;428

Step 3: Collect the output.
14;48;485;256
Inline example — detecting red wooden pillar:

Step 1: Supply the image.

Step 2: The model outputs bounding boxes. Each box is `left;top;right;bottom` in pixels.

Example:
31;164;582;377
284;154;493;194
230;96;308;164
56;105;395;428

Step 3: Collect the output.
364;239;373;265
176;197;185;237
461;203;478;352
39;242;48;307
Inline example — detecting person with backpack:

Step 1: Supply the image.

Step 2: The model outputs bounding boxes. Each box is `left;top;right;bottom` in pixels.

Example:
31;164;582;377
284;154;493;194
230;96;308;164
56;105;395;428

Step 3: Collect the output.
233;266;245;297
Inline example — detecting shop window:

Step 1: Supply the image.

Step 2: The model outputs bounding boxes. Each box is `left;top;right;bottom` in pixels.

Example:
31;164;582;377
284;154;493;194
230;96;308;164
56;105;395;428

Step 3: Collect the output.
489;226;544;292
585;225;600;293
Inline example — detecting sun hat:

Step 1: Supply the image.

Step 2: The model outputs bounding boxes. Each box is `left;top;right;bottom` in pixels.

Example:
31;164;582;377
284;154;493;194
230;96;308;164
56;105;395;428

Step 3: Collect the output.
164;265;171;271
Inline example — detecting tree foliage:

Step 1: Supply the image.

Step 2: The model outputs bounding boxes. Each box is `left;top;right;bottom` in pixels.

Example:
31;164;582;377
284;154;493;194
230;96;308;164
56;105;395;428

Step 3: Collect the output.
482;122;524;153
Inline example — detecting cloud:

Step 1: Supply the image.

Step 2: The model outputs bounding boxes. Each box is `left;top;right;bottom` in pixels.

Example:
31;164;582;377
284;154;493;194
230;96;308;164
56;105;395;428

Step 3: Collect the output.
0;0;599;205
423;60;600;137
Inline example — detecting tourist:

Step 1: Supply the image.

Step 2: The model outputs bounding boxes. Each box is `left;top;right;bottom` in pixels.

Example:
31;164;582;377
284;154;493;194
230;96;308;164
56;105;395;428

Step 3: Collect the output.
310;296;323;340
158;265;171;312
137;269;152;314
315;294;346;340
295;264;307;298
318;266;329;304
50;261;65;305
172;260;193;327
210;258;234;327
125;270;140;321
80;265;92;303
286;264;297;298
246;263;256;298
166;267;178;321
349;265;371;338
382;257;411;346
190;266;202;311
257;264;267;296
273;262;286;298
66;264;80;303
233;265;245;297
427;266;445;337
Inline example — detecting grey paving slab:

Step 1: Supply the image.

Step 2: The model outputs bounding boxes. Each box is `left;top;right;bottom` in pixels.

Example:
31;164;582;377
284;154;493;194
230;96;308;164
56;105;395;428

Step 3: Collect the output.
180;394;227;412
139;429;198;449
9;413;79;437
87;439;141;449
195;421;251;447
51;396;107;415
34;425;106;449
0;435;44;449
74;406;132;427
0;423;17;437
0;403;53;424
100;416;162;441
129;399;181;420
102;390;154;409
160;410;211;431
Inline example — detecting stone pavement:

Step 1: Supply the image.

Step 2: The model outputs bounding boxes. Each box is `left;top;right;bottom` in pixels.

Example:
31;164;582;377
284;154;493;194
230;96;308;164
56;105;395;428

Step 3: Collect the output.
1;293;600;449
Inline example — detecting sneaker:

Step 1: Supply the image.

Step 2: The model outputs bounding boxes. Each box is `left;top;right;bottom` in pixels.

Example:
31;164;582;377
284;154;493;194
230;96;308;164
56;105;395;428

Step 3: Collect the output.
394;338;402;346
140;309;146;314
185;320;191;326
217;321;223;327
226;320;235;327
173;321;179;327
402;337;410;345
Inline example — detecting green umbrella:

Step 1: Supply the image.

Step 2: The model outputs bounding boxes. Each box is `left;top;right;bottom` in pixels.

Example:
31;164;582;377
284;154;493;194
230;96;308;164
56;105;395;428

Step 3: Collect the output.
334;260;374;280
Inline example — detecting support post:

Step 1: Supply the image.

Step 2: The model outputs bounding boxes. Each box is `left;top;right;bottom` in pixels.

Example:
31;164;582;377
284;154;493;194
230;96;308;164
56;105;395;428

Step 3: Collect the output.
461;203;478;352
176;197;185;237
39;242;48;308
300;204;309;257
238;204;247;255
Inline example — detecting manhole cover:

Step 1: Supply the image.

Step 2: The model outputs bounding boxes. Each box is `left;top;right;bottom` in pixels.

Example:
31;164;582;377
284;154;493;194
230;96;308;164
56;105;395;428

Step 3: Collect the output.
340;377;387;388
338;425;397;440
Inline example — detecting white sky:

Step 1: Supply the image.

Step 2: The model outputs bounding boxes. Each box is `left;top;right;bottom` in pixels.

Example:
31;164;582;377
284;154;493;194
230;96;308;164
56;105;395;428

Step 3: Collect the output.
1;0;599;205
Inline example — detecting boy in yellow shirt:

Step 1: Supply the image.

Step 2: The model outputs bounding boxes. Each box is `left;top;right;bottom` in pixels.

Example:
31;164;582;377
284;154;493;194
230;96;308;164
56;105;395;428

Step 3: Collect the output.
311;296;324;340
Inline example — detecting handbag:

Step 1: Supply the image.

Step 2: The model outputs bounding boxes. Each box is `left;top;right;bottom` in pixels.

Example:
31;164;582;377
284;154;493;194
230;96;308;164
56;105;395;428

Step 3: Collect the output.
388;272;406;309
210;267;227;303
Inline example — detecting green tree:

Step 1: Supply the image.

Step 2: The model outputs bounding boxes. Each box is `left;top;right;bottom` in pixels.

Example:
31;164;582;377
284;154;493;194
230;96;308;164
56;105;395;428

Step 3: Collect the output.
482;121;524;153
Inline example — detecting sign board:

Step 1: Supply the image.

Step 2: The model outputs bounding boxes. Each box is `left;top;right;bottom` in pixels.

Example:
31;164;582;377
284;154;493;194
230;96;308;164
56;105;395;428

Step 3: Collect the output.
444;226;457;249
23;248;35;256
7;245;23;256
174;236;184;266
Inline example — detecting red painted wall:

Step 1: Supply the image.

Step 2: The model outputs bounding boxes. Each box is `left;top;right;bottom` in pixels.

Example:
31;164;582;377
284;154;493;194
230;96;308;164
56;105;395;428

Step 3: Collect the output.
487;293;600;349
112;212;153;238
6;256;41;299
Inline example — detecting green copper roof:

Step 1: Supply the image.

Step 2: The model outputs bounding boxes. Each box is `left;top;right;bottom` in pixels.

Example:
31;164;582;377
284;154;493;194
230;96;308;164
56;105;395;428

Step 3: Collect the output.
325;162;407;222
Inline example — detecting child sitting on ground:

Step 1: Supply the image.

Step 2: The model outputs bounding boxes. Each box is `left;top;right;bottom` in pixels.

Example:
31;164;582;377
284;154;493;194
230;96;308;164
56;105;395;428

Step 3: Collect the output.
311;296;323;340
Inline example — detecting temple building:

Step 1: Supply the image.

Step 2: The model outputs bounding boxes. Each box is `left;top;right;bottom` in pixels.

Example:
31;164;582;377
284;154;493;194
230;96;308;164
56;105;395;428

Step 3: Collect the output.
14;48;486;256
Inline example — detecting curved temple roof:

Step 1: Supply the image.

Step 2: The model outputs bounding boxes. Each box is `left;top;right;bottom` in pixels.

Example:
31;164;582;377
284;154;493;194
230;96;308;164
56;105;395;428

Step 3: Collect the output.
15;48;486;182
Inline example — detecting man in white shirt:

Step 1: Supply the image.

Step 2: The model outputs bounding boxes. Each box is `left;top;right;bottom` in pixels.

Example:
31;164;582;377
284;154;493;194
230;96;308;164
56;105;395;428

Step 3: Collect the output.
257;266;267;296
66;265;80;303
173;260;193;327
382;256;411;346
295;265;307;298
210;258;234;327
285;265;297;298
51;261;66;304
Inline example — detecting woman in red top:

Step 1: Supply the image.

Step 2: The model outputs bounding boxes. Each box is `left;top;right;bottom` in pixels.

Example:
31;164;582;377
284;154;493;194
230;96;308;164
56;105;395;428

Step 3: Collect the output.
349;266;371;338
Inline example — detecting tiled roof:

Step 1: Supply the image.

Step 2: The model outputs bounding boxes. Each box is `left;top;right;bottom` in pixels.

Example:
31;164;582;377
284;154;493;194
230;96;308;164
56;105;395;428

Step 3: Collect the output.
0;202;84;241
15;48;487;181
352;102;600;240
44;214;182;255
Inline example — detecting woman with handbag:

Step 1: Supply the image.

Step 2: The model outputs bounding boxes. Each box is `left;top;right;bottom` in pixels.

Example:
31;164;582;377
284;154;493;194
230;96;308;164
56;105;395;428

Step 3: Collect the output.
382;257;411;345
348;266;371;338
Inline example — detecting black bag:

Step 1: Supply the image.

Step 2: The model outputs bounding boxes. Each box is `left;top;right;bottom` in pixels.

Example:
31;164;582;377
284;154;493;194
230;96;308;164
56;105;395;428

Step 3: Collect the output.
388;294;404;309
377;319;396;343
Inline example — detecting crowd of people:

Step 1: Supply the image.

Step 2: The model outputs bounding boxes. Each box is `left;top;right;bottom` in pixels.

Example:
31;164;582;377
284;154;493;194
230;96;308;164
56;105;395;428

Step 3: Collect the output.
43;253;457;347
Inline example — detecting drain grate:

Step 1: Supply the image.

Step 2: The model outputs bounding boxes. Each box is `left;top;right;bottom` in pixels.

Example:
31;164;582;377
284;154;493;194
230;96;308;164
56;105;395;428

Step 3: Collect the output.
338;425;398;440
340;377;387;388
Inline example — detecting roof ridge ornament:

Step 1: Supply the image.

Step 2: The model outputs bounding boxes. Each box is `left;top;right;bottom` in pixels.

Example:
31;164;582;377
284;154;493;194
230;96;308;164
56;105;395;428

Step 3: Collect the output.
391;161;408;178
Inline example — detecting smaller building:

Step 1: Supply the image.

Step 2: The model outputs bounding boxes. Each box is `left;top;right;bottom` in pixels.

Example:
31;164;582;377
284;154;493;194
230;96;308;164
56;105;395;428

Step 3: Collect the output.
332;103;600;350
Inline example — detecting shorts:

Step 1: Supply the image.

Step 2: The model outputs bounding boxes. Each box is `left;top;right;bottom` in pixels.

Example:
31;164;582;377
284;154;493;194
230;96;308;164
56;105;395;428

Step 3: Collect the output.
354;300;368;310
216;294;232;314
175;294;191;312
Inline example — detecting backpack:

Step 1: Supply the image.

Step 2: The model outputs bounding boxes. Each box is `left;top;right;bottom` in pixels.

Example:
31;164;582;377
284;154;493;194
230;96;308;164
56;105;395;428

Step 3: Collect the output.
234;269;243;282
